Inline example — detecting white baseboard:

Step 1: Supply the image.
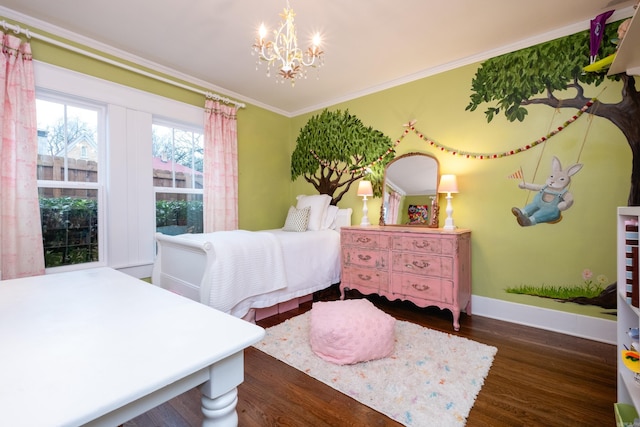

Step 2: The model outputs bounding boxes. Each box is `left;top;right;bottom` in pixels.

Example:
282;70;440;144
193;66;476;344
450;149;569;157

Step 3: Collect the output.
471;295;616;345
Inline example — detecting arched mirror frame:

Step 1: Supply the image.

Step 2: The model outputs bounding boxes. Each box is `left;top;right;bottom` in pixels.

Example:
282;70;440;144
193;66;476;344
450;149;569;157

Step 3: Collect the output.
379;152;440;228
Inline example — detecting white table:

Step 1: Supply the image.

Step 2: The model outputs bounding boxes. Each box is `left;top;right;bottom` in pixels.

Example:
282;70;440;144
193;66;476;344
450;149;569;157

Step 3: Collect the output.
0;267;265;427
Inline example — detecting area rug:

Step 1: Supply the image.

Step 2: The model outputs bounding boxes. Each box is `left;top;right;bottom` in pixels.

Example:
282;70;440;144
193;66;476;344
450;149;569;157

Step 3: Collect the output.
253;312;497;427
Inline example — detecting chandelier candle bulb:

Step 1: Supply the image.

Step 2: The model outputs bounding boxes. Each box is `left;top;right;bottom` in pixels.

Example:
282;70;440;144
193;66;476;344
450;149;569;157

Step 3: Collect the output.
258;24;267;43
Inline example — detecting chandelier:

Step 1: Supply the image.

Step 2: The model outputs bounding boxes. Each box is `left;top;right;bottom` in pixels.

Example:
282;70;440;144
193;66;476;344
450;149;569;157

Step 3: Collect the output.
252;2;324;85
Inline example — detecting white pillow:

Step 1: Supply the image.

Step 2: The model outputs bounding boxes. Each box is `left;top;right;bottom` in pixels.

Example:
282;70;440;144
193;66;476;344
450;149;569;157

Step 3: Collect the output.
283;206;311;232
332;208;353;230
295;194;331;231
322;205;339;230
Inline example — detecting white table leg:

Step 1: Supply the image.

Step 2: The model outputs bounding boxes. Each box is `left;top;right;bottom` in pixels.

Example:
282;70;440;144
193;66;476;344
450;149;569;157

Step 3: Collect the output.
201;388;238;427
199;351;245;427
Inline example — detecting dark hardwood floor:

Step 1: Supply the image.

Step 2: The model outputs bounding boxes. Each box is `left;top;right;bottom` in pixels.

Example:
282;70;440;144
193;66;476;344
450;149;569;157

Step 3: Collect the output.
125;287;617;426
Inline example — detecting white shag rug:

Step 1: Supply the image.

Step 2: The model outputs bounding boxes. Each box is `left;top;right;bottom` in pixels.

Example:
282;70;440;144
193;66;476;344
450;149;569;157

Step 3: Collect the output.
254;311;497;427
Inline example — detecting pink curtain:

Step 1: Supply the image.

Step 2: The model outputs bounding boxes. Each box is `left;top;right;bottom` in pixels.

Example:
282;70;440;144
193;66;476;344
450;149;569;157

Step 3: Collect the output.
0;34;45;279
203;99;238;232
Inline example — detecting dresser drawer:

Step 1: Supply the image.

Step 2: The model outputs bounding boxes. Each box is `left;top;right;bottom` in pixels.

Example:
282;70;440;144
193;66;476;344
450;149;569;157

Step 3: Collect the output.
392;252;453;278
342;230;389;250
392;235;454;255
394;274;447;301
343;247;388;269
343;266;388;292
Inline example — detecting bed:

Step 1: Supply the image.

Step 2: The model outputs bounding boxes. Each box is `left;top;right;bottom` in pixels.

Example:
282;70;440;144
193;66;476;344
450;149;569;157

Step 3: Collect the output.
151;194;352;321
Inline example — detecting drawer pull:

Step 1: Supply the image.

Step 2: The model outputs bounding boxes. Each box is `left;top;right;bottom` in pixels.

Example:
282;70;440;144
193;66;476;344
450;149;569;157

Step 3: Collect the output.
358;254;372;261
413;240;430;249
356;237;372;244
358;274;372;281
406;260;429;269
411;283;430;292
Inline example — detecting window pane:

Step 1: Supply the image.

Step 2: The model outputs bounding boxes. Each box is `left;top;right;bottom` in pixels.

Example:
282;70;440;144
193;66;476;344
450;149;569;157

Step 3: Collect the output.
153;122;204;235
39;189;99;268
152;124;203;189
37;95;103;270
152;124;174;187
36;99;99;183
155;193;203;235
174;129;194;189
193;133;204;188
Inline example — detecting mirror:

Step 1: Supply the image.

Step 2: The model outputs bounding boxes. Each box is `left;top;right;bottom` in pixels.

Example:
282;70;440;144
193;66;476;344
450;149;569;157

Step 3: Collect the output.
379;152;440;227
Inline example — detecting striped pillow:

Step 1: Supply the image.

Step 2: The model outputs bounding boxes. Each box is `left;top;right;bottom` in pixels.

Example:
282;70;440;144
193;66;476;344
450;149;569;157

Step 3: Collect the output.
283;206;311;232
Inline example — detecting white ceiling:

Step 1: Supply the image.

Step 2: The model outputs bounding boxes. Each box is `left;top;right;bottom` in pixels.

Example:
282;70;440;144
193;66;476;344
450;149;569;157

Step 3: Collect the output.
0;0;636;116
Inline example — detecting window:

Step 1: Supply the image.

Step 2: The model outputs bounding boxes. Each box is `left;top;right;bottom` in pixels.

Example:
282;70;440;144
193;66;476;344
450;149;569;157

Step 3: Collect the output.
36;94;105;269
34;61;205;275
153;122;204;235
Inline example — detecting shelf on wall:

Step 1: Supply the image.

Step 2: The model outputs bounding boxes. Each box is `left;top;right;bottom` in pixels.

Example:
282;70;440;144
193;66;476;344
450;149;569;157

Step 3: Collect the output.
618;207;640;412
609;7;640;75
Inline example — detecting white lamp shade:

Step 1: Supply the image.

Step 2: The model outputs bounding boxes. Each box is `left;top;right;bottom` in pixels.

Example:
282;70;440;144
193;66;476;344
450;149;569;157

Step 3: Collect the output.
357;180;373;196
438;174;459;194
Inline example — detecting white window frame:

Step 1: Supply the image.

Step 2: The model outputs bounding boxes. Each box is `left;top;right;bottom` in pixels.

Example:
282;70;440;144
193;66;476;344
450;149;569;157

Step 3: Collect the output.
36;89;107;273
152;118;205;234
34;61;203;277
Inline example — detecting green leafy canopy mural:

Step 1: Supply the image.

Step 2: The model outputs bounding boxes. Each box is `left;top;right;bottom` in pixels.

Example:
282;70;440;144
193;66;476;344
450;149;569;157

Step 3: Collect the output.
466;19;640;205
290;109;393;205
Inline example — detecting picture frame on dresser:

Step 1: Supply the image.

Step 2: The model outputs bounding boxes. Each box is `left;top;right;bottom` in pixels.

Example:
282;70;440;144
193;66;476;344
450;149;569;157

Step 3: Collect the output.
340;225;471;331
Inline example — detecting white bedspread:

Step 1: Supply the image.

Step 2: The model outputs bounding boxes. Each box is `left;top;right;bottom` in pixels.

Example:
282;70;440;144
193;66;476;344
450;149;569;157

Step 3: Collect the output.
224;229;341;318
176;230;287;314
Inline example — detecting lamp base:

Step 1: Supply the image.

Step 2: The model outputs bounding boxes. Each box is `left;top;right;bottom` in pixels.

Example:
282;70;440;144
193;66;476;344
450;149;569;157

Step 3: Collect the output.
443;194;456;231
360;197;370;227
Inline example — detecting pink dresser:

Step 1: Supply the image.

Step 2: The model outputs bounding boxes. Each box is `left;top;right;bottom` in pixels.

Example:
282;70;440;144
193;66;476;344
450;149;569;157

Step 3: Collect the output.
340;226;471;331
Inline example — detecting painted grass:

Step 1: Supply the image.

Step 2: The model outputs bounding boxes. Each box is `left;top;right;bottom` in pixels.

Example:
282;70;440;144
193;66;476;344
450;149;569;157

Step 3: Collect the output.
505;283;605;300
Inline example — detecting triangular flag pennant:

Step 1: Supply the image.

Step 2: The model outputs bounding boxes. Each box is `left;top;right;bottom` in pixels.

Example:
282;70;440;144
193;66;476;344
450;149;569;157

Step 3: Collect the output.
590;10;614;63
507;170;523;180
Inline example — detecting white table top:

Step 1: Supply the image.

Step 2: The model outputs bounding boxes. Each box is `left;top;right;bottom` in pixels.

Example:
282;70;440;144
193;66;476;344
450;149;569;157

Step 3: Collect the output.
0;267;265;426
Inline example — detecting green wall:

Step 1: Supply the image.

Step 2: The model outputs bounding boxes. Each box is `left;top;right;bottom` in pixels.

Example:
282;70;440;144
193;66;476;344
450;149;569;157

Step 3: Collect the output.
15;14;631;318
236;106;291;230
291;63;630;319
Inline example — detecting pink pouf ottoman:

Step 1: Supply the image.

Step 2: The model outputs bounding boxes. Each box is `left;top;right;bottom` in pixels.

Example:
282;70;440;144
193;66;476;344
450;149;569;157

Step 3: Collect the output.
309;299;396;365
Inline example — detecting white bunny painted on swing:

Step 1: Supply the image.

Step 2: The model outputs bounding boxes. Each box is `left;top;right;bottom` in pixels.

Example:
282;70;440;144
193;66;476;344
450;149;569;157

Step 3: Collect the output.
511;156;583;227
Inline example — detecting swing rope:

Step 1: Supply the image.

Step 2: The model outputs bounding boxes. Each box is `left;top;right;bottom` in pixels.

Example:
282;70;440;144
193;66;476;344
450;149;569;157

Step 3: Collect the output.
575;100;600;165
574;87;605;167
523;100;563;205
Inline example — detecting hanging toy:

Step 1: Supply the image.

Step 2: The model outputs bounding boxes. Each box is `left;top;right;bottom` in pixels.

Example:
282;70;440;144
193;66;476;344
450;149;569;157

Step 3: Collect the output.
617;17;632;43
511;156;583;227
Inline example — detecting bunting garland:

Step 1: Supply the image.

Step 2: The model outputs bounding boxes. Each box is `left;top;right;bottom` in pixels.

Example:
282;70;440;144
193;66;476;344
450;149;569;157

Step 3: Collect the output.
408;98;595;159
310;98;596;172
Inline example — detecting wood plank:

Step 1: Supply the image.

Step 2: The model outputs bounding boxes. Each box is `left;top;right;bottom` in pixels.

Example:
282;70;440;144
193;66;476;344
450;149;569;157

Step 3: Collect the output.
126;288;617;426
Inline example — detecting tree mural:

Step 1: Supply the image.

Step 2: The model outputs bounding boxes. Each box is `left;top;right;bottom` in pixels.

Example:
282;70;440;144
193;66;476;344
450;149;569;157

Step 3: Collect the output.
466;19;640;205
291;109;393;205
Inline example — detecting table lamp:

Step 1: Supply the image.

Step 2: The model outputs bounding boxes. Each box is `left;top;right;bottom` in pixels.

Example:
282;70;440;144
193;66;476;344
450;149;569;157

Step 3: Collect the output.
438;174;459;230
357;180;373;226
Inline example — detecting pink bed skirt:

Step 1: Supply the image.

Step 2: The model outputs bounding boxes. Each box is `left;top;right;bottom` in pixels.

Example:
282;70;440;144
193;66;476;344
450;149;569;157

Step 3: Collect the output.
254;294;313;321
